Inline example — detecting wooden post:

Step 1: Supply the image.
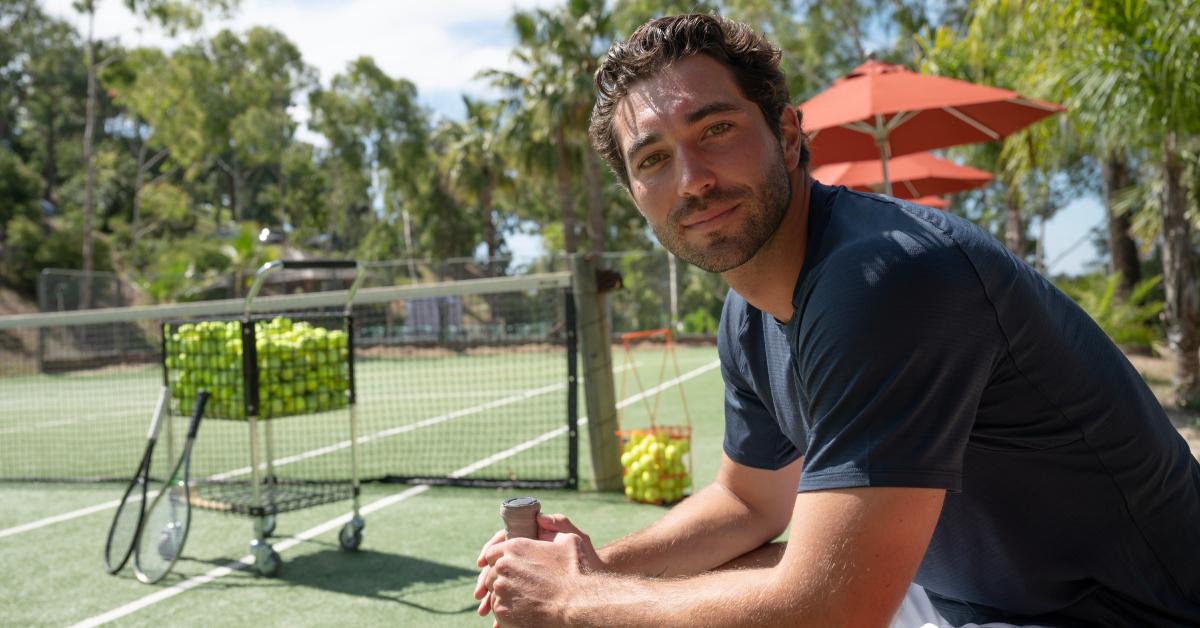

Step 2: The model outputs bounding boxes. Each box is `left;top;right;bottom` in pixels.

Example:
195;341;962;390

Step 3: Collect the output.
572;254;623;491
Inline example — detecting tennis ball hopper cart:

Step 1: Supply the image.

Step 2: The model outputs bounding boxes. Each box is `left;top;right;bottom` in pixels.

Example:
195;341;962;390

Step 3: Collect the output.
160;260;367;576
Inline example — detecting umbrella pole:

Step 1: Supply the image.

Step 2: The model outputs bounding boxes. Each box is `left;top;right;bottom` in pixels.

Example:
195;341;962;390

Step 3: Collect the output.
878;141;892;196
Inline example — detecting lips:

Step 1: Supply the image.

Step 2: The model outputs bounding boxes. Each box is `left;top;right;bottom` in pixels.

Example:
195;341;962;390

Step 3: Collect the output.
682;204;738;228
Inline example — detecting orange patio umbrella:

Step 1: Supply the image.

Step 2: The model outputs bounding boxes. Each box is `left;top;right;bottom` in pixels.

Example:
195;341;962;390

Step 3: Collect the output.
911;196;949;210
811;152;993;200
798;57;1063;194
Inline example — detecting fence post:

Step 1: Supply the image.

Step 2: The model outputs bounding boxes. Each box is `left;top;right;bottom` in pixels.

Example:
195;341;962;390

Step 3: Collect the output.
572;254;623;492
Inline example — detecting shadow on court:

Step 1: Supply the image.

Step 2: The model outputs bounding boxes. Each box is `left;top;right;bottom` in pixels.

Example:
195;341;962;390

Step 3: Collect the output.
188;541;478;615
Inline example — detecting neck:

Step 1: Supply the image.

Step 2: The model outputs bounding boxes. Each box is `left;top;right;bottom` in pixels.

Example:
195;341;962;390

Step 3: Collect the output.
721;168;813;323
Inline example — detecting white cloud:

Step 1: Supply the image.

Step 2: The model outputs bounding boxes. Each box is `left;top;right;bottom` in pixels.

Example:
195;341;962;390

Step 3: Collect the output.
39;0;556;115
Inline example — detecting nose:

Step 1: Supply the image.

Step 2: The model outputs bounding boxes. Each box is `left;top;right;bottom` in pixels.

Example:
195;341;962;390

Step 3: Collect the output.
675;146;716;198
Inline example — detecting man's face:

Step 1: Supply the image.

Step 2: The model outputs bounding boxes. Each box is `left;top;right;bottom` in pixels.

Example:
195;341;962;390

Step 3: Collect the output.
613;54;793;273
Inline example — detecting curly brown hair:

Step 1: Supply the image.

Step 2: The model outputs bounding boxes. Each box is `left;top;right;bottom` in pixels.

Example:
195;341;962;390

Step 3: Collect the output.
590;13;808;189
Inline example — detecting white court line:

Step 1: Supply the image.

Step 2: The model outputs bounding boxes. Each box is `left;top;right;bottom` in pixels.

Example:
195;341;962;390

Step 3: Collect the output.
0;404;155;435
207;381;565;481
0;360;635;536
69;359;719;628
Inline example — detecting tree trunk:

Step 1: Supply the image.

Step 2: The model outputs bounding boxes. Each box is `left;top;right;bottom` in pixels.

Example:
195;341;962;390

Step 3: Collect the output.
43;111;57;203
277;162;287;229
1004;185;1023;257
554;123;578;255
481;176;496;272
1101;152;1140;298
81;10;98;310
1160;131;1200;405
229;166;240;222
584;146;606;258
132;139;148;270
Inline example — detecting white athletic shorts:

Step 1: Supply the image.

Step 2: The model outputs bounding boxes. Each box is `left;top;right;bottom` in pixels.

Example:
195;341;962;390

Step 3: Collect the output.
890;584;1047;628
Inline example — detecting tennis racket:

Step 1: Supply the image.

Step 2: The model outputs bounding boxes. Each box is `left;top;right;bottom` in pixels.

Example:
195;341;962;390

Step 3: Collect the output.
134;390;209;584
103;387;170;574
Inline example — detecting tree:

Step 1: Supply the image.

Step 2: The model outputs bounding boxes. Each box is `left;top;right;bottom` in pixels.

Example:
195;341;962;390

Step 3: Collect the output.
74;0;238;307
308;57;442;259
1021;0;1200;403
487;0;616;257
437;96;512;269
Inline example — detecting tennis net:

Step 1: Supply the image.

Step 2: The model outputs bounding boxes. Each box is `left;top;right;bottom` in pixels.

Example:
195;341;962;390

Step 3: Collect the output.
0;272;578;489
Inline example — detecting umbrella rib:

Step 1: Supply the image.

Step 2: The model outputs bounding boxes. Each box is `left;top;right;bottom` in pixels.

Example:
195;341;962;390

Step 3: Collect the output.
943;106;1000;140
1011;97;1062;112
844;120;880;137
883;110;917;133
903;180;919;197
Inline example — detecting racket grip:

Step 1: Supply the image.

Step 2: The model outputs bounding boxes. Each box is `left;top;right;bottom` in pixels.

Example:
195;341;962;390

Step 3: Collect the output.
187;390;210;439
500;497;540;540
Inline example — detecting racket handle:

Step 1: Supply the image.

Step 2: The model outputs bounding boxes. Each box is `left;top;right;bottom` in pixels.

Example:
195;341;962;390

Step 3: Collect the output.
500;497;540;540
187;390;210;439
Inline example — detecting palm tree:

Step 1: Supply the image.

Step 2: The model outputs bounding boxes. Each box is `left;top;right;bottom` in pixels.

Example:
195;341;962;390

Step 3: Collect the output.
485;0;614;257
437;96;511;272
1037;0;1200;403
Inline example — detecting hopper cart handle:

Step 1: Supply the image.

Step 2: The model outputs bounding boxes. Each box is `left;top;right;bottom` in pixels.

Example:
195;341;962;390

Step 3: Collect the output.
244;259;367;316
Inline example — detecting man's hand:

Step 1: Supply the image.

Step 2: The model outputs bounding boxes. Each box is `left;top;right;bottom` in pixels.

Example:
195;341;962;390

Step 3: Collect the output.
474;513;603;623
480;531;594;627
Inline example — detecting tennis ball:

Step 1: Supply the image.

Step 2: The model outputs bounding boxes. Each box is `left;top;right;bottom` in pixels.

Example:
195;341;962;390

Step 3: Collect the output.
625;486;635;499
644;487;660;503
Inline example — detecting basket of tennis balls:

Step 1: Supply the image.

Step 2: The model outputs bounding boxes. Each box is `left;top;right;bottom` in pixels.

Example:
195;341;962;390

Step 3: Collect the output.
163;316;351;421
617;426;693;505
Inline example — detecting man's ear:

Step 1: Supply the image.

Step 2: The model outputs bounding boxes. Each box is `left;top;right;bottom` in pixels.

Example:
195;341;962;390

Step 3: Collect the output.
778;105;803;170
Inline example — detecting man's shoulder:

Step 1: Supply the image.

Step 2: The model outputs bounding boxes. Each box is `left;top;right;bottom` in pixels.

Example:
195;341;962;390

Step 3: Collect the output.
804;191;982;301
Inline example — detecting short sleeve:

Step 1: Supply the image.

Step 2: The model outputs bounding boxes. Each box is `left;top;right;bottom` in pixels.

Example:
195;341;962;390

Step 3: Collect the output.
718;295;803;470
794;230;1003;493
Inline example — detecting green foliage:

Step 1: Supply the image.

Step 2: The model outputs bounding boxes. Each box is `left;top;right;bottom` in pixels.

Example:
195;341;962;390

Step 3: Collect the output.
0;147;42;231
682;308;718;334
2;213;112;294
1058;273;1164;352
678;264;726;334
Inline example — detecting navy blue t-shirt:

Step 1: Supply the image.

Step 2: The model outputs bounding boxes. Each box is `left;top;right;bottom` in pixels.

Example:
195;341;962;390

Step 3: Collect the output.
719;182;1200;626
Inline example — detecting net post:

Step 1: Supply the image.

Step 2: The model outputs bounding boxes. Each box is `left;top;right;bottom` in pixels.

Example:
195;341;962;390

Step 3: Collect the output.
565;288;579;489
571;254;622;492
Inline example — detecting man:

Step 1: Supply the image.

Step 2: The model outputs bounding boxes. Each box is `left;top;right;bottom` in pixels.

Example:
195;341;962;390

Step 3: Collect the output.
476;13;1200;627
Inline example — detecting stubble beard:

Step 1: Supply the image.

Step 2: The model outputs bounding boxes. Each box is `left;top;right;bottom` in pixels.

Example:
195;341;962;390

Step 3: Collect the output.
650;148;792;273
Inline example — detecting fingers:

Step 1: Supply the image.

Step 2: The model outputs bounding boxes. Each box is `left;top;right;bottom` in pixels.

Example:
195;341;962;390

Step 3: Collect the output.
537;513;590;543
477;590;492;616
537;512;579;534
474;565;491;599
477;529;508;567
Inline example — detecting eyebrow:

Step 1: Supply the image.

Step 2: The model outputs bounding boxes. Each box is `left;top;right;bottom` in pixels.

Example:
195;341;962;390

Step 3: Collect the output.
624;101;744;167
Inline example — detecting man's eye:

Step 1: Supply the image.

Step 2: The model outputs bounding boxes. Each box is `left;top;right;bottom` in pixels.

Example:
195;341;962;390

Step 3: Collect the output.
638;153;665;169
705;122;733;136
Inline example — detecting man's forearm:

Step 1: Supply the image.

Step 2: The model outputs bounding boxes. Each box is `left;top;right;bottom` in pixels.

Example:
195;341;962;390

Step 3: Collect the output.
597;482;782;577
565;563;824;628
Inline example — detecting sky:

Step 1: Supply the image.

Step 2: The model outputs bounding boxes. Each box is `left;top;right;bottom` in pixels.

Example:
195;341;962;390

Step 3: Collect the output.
40;0;1105;275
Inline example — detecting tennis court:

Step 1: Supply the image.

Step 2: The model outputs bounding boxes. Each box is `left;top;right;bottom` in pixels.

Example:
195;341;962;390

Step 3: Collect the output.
0;294;725;626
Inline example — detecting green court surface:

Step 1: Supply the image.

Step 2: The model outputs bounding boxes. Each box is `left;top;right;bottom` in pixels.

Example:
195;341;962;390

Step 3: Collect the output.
0;343;724;627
